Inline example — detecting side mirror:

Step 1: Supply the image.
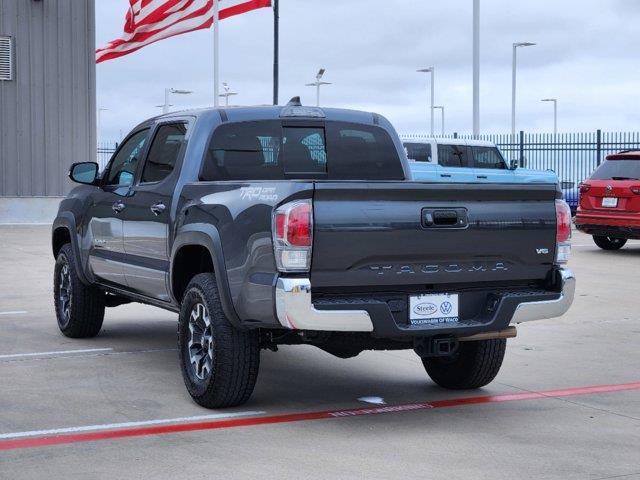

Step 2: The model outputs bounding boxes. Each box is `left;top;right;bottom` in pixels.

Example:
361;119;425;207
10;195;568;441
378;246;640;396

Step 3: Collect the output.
69;162;99;185
509;159;519;170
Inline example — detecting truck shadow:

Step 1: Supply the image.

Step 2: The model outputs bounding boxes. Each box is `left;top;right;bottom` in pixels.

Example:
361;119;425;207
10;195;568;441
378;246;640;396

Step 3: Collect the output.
91;314;494;411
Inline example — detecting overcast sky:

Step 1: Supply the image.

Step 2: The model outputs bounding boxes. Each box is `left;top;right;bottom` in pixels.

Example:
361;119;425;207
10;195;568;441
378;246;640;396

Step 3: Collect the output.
96;0;639;142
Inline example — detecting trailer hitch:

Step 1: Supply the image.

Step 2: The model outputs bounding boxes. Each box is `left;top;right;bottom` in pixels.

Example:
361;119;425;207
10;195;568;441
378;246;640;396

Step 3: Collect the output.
414;337;459;358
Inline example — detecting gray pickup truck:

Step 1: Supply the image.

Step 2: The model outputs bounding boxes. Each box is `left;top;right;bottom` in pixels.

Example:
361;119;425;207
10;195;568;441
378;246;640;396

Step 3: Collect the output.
52;100;575;408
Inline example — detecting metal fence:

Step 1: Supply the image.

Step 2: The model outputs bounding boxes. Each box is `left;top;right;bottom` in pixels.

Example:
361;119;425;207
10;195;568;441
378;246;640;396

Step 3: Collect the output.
97;141;118;170
401;130;640;191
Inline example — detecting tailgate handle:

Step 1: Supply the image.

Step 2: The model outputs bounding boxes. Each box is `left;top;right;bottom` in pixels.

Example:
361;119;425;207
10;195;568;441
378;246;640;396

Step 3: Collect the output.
433;210;459;225
422;208;468;228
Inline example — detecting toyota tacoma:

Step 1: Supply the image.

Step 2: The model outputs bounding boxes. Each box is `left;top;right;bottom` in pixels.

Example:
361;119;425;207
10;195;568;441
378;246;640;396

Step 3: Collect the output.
52;101;575;408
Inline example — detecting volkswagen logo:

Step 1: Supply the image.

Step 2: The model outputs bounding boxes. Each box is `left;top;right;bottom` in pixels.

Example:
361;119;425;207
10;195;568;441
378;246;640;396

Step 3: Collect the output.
440;301;453;315
606;185;613;193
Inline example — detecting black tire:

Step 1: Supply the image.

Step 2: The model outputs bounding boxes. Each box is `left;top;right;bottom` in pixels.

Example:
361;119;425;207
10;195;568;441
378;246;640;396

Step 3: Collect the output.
53;243;105;338
593;235;627;250
422;339;506;390
178;273;260;408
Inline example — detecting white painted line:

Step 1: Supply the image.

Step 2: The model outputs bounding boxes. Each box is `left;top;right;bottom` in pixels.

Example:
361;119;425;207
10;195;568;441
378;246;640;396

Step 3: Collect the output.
0;311;27;316
358;396;387;405
0;348;113;360
0;411;266;440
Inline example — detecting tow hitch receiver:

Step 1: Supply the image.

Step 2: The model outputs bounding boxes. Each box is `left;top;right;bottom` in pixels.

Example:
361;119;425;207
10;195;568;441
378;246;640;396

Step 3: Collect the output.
414;337;459;358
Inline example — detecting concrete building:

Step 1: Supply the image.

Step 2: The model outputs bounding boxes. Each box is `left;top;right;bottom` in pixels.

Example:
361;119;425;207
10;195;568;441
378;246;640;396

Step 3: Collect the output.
0;0;96;223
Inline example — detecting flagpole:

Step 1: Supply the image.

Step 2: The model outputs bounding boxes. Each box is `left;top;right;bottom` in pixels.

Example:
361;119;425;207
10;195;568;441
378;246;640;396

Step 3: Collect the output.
213;0;220;107
273;0;279;105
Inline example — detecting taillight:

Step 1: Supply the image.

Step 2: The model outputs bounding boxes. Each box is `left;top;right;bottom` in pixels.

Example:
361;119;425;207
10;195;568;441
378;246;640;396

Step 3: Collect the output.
555;199;572;264
579;183;590;194
273;199;313;272
631;186;640;195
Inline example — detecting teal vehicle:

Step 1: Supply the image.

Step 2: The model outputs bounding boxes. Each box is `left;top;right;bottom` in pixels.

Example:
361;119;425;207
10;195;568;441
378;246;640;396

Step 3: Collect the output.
404;139;558;184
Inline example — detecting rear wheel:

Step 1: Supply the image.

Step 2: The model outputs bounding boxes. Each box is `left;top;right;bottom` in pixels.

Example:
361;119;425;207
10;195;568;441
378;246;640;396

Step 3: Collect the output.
178;273;260;408
53;244;105;338
593;235;627;250
421;339;506;390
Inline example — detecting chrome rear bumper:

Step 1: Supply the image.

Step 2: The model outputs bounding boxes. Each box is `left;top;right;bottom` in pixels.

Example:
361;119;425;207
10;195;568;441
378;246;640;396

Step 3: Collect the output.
275;278;373;332
511;268;576;323
275;268;576;332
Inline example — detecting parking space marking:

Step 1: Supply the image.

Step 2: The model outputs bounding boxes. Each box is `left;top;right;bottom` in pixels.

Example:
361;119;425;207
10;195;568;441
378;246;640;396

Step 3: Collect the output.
1;381;638;451
0;348;113;360
0;311;27;316
0;411;266;440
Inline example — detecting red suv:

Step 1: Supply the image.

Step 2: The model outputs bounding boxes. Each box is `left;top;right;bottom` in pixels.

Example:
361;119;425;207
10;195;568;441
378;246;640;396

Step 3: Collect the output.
576;151;640;250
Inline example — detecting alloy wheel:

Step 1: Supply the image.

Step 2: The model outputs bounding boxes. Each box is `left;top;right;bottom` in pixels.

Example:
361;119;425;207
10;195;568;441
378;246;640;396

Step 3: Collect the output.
58;260;72;327
188;302;214;381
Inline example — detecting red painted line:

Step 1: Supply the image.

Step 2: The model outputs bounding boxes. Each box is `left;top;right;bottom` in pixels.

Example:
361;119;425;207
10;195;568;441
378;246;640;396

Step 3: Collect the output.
1;381;638;451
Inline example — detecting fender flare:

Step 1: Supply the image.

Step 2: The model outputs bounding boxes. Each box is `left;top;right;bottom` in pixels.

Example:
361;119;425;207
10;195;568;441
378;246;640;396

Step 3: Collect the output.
170;223;243;329
52;213;91;285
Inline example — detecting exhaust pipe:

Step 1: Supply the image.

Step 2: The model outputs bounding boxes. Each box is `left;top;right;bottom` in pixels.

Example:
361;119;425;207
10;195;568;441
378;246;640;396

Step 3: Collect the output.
458;326;517;342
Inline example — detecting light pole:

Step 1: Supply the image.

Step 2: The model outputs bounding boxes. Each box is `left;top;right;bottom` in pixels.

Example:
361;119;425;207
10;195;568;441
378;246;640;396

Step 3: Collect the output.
213;0;220;107
219;82;238;107
472;0;480;137
417;67;435;136
541;98;557;135
161;88;193;114
305;69;331;107
433;106;445;136
511;42;536;137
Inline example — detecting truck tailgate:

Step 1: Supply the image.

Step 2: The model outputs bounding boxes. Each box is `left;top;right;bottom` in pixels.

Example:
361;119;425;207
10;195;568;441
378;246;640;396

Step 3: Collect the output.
311;182;559;288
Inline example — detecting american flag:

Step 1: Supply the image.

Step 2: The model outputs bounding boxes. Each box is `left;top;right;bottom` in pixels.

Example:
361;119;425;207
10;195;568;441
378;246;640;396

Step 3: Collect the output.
96;0;271;63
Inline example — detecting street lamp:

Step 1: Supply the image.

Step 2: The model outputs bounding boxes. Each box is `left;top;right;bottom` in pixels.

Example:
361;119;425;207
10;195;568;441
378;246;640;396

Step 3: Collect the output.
511;42;536;137
472;0;480;137
433;105;445;136
219;82;238;107
161;88;193;114
541;98;558;135
305;68;331;107
417;67;435;136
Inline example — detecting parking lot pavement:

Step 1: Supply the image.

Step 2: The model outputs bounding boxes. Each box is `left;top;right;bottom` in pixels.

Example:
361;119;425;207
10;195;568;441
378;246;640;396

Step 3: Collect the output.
0;225;639;479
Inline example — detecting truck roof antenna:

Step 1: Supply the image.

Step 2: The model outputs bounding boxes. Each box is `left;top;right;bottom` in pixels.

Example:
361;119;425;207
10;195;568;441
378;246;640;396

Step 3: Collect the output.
287;96;302;106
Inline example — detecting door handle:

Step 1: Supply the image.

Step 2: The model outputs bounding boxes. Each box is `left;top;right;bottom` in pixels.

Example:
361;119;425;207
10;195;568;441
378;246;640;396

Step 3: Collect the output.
150;202;166;216
112;201;125;214
477;175;488;179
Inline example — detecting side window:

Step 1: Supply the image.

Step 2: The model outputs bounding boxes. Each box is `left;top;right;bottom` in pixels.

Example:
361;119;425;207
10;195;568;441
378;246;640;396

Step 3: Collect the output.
472;146;507;170
404;143;432;162
106;129;149;186
438;145;468;168
282;127;327;175
202;121;284;181
141;123;187;183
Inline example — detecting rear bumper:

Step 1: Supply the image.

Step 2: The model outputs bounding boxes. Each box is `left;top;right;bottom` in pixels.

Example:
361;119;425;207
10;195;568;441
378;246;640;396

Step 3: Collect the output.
576;210;640;227
575;223;640;239
275;268;575;338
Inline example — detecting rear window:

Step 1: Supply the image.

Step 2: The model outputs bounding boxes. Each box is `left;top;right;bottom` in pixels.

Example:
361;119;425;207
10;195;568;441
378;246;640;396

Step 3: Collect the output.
591;160;640;180
201;120;404;181
404;143;432;162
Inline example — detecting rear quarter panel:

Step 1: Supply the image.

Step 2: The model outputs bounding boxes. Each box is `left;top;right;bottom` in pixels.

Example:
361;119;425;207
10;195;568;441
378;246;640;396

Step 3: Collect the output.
176;181;314;325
